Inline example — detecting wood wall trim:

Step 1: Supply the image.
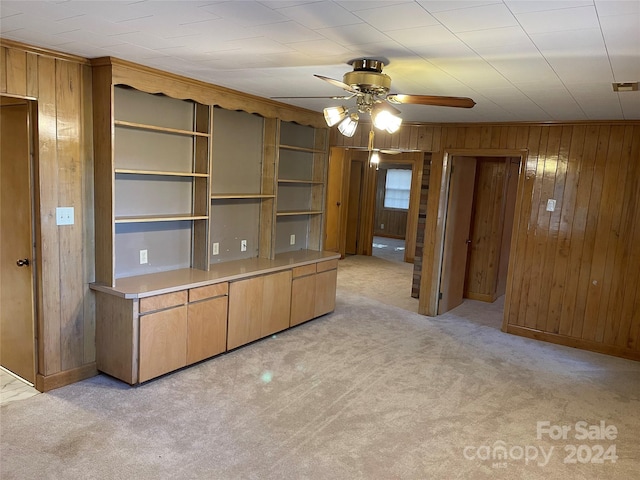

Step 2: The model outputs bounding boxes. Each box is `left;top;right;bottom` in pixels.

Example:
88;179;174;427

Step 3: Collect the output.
92;56;326;129
0;38;90;64
35;363;98;392
505;325;640;362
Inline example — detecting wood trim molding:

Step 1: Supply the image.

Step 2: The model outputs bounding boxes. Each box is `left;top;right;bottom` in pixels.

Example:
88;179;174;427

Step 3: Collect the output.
35;363;98;392
505;325;640;362
0;38;90;64
92;56;326;129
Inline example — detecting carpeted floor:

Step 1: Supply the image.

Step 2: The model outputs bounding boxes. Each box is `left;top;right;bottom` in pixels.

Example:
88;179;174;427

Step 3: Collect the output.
1;256;639;479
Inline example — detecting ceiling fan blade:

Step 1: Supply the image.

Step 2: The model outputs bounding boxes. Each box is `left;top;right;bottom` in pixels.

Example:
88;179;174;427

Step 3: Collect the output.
271;95;354;100
314;74;360;94
386;94;476;108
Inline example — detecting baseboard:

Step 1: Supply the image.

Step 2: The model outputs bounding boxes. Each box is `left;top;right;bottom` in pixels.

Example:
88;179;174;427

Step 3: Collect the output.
465;292;495;303
505;325;640;362
35;363;98;392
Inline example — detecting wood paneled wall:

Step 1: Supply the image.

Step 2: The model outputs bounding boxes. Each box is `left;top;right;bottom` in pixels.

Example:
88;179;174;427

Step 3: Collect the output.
1;40;97;390
332;122;640;361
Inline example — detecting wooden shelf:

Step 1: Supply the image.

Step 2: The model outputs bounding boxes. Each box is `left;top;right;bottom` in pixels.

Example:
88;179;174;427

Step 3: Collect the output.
279;144;324;153
115;120;209;137
115;168;208;178
278;179;323;185
115;214;209;224
276;210;323;217
211;193;275;199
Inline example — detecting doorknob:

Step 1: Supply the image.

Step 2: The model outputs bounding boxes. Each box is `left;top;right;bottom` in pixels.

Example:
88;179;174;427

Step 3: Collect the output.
16;258;30;267
466;239;472;244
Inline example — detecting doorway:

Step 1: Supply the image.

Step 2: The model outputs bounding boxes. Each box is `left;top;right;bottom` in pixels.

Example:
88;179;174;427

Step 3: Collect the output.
1;96;37;384
437;154;521;315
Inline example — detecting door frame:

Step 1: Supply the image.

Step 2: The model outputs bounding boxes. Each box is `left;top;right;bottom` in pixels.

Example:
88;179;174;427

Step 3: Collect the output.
418;148;528;317
1;94;39;384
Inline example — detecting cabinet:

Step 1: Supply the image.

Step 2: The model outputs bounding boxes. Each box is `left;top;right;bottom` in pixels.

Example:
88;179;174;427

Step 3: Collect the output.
276;121;328;254
227;270;292;350
290;259;338;326
91;57;338;386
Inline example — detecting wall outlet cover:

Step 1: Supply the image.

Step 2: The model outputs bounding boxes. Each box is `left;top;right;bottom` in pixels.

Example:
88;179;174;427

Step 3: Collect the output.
139;249;148;264
212;242;219;255
56;206;74;226
546;199;556;212
290;234;296;245
241;240;247;252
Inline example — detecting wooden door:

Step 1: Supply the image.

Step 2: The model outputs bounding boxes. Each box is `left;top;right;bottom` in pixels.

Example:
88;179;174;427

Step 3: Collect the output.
438;157;477;314
0;101;36;383
324;148;345;253
345;159;364;255
187;297;228;365
227;276;263;349
291;274;316;327
261;270;291;337
138;306;188;383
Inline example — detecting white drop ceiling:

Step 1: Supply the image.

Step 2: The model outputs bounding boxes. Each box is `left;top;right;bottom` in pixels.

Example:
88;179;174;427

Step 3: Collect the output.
1;0;639;123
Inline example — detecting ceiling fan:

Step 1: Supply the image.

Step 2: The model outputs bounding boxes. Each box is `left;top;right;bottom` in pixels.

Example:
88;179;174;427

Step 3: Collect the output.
273;58;476;141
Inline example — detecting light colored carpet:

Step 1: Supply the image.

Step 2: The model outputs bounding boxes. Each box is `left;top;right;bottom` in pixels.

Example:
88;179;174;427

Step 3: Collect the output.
1;256;639;479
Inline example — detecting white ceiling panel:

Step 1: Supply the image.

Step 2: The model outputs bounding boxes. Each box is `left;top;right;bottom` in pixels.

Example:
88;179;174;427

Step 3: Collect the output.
1;0;638;123
353;2;439;31
515;5;600;34
431;3;518;32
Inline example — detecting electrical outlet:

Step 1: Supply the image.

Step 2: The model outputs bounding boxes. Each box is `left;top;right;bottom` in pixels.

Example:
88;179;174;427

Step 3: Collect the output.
139;249;148;264
290;234;295;245
56;207;74;226
241;240;247;252
212;242;219;255
381;223;384;230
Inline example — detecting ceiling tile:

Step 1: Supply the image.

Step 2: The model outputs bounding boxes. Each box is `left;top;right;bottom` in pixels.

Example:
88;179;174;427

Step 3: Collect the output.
431;3;518;33
530;28;608;57
336;0;413;12
386;25;460;48
504;0;593;14
457;26;532;49
252;21;323;44
287;38;353;57
594;0;640;17
199;2;288;27
277;2;363;29
417;1;502;13
516;5;600;34
316;23;390;47
352;2;439;31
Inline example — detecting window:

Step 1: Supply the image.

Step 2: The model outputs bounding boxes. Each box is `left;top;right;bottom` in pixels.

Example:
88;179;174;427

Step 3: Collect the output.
383;169;411;210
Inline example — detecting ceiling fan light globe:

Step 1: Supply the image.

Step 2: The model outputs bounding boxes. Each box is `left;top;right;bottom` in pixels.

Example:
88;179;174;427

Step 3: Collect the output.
338;114;359;137
372;109;402;133
323;106;347;127
385;114;402;133
370;151;381;164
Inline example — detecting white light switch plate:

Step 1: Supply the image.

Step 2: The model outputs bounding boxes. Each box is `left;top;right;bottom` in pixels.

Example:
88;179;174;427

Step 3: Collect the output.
546;199;556;212
56;207;74;225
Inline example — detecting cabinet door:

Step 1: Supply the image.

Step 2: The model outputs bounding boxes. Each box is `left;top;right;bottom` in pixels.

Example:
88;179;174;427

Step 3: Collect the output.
139;305;187;383
314;269;337;318
228;276;263;350
187;297;228;365
290;275;316;327
262;270;292;336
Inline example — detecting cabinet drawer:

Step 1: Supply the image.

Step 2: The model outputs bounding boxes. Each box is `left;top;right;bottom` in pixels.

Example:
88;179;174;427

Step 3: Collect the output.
316;259;338;273
292;263;316;278
189;282;228;302
139;290;187;314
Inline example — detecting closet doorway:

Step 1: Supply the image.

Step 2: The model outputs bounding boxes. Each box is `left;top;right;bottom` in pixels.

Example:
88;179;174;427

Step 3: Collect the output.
1;96;37;384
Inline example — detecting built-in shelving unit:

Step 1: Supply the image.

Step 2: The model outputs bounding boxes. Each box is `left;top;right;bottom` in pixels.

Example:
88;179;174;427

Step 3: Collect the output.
275;121;328;253
91;57;336;385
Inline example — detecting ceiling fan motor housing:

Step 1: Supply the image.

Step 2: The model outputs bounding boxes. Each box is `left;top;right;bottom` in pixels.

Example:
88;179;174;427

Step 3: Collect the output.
343;59;391;95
